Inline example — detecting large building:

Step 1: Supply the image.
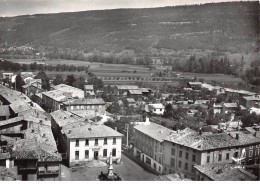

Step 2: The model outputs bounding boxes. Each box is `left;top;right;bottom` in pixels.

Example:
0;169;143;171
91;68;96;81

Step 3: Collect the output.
134;119;175;174
50;110;123;167
163;128;260;180
62;98;106;114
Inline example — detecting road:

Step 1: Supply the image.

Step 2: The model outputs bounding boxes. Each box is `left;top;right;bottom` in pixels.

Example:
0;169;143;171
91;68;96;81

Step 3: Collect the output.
60;154;157;181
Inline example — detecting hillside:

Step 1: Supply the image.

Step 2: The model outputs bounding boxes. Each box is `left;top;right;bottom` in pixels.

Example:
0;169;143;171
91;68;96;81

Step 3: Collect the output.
0;1;259;57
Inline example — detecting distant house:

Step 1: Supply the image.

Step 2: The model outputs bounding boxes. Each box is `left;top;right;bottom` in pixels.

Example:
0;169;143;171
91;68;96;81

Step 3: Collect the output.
2;73;13;82
221;102;238;114
213;103;222;114
126;98;136;106
114;85;139;96
147;104;165;115
187;82;202;90
84;85;95;97
22;79;43;97
240;96;260;109
62;98;106;114
127;89;143;97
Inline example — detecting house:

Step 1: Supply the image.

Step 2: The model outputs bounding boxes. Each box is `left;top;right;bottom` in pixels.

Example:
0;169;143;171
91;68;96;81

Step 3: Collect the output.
2;73;13;82
11;123;62;181
62;98;106;114
22;79;42;97
249;107;260;115
84;85;95;97
187;82;202;90
240;96;260;109
221;102;238;114
213;103;222;115
139;88;151;96
134;119;175;174
126;98;136;106
20;72;34;79
127;89;142;97
114;85;139;96
51;84;84;99
0;105;10;120
147;104;165;115
163;128;260;180
194;163;257;181
194;100;210;105
50;110;123;167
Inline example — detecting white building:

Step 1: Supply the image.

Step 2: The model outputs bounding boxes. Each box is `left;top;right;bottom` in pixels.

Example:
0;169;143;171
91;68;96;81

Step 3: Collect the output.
148;104;165;115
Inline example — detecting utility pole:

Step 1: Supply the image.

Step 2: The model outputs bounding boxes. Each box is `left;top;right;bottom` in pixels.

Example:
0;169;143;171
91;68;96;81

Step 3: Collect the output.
126;124;129;148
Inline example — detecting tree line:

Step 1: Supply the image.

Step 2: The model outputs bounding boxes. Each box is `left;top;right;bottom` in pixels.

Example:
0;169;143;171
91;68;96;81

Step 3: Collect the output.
0;60;89;72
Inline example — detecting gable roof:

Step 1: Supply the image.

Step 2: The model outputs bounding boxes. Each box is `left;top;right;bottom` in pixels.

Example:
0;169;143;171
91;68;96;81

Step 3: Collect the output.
134;122;175;142
64;124;123;139
63;98;105;105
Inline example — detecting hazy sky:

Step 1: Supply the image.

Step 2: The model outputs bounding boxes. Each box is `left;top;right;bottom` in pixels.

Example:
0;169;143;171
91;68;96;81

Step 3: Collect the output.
0;0;256;17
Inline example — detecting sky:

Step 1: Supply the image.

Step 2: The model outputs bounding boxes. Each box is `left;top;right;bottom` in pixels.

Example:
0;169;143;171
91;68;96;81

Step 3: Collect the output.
0;0;256;17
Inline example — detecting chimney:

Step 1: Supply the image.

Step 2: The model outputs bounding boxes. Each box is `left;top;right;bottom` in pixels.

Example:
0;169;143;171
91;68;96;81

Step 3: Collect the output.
253;132;257;137
115;127;117;131
68;129;71;134
236;133;239;140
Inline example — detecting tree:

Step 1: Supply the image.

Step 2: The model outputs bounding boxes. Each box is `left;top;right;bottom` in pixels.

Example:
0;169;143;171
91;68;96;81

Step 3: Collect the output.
87;76;104;90
241;112;260;128
14;74;25;92
35;71;50;90
53;74;64;85
65;75;76;86
73;76;85;90
163;103;173;118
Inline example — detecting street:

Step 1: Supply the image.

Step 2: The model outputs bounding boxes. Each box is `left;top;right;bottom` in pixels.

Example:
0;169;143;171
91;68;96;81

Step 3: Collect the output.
60;154;157;181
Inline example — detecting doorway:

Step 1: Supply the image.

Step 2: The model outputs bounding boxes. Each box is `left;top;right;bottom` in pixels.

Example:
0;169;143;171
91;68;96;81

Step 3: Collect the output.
94;151;99;160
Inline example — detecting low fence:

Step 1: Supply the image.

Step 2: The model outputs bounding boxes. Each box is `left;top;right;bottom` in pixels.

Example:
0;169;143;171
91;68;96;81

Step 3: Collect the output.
122;150;160;176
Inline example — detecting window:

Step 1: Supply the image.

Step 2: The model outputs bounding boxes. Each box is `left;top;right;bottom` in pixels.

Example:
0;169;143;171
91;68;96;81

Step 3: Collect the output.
179;150;182;158
191;164;195;172
185;163;188;170
249;150;253;157
218;154;222;161
154;155;157;161
159;166;161;171
226;153;230;160
85;150;89;159
146;157;151;165
171;148;175;156
113;138;116;144
104;138;107;145
75;139;79;147
256;149;260;156
192;154;196;162
85;139;89;146
178;161;182;168
95;139;98;145
207;156;210;163
103;149;107;157
112;148;116;157
75;151;79;160
171;158;175;167
234;152;238;158
185;152;189;160
159;157;161;164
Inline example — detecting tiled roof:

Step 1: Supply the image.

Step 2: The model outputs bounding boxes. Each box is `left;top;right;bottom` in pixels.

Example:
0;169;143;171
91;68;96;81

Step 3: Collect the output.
228;131;260;145
0;116;24;127
64;124;123;139
128;90;142;95
148;103;165;109
50;109;84;128
63;98;105;105
194;163;257;181
0;105;10;116
223;103;238;108
126;98;136;103
188;82;202;85
0;88;31;104
134;122;175;142
42;89;69;102
165;128;260;151
116;85;139;90
9;100;31;114
52;84;84;98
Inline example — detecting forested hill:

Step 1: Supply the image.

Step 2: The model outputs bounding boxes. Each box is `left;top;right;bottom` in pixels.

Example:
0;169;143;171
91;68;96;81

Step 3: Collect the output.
0;1;259;55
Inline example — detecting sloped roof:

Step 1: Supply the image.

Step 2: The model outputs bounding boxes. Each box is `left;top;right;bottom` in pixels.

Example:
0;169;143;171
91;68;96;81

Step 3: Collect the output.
116;85;139;90
243;96;260;101
223;103;238;108
126;98;136;103
63;98;105;105
164;128;260;151
0;116;24;127
42;89;69;102
128;90;142;95
194;163;257;181
134;122;175;142
84;85;94;90
9;100;31;114
148;103;165;109
64;124;123;139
